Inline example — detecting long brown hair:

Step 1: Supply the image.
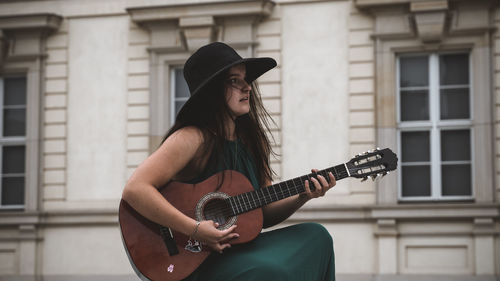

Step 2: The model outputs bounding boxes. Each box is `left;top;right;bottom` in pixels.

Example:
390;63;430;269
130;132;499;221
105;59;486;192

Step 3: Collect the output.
162;71;275;187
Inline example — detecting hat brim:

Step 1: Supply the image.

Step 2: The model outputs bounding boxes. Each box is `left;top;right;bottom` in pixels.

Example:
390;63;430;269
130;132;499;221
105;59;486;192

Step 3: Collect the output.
190;57;277;97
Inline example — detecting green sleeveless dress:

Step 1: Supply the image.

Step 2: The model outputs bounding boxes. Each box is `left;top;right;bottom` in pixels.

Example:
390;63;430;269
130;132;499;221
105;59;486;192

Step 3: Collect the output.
183;140;335;281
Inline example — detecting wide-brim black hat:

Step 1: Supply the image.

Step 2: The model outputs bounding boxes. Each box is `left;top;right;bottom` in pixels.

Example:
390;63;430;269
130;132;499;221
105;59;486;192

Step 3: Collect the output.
183;42;277;97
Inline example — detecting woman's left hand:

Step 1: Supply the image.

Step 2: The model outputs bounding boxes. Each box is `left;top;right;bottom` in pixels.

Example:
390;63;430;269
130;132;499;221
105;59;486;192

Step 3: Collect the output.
302;169;336;200
262;169;337;228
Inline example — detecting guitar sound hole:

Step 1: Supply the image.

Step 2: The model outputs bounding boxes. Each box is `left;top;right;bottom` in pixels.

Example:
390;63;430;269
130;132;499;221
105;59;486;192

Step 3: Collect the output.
203;198;232;228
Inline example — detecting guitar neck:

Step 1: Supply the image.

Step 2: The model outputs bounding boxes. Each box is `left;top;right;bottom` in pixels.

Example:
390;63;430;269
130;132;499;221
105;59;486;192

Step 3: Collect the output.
227;163;349;216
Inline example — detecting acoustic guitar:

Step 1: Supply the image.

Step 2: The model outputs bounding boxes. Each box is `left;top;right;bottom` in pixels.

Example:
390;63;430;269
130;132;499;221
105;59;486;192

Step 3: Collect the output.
119;148;398;281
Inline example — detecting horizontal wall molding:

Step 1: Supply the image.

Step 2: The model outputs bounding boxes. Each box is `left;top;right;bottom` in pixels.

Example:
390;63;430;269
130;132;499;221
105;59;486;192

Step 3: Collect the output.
0;209;118;227
291;203;500;222
1;203;499;227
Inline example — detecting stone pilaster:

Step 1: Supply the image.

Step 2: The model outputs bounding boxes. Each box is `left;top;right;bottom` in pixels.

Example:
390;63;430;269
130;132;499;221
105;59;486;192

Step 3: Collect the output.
473;218;495;275
375;219;398;274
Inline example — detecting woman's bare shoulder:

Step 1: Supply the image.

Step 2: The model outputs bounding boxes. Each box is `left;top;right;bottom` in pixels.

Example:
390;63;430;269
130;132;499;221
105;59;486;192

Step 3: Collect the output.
162;126;204;151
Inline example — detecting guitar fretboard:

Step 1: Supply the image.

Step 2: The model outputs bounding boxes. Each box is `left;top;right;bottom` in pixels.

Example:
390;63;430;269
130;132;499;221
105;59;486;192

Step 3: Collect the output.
225;164;349;216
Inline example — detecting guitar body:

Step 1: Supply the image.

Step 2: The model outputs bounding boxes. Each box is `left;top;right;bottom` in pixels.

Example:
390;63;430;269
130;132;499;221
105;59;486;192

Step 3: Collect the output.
119;170;263;281
119;148;398;281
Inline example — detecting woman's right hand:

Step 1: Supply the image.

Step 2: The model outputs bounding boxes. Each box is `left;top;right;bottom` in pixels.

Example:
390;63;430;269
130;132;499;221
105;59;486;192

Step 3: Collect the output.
193;221;239;253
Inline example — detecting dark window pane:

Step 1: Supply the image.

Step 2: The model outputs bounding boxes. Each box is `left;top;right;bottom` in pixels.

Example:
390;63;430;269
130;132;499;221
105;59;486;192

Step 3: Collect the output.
4;77;27;106
402;165;431;197
400;56;428;87
2;176;24;205
400;90;429;121
3;108;26;136
174;68;190;98
2;146;25;174
441;130;470;161
174;101;186;117
440;54;469;85
442;164;471;196
402;131;430;162
440;88;470;119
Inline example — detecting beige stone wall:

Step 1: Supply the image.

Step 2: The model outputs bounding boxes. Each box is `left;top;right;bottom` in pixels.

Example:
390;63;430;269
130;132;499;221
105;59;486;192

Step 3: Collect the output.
281;1;351;207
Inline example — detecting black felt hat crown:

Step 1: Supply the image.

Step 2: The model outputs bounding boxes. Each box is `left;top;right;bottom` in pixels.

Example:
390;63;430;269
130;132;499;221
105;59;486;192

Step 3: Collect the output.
183;42;277;96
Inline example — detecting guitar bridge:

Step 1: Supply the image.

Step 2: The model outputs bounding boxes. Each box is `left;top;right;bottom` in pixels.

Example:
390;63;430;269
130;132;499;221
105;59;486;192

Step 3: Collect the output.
159;226;179;256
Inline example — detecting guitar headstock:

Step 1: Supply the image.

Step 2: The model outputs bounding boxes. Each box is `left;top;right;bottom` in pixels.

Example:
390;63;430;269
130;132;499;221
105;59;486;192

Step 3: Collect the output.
346;148;398;182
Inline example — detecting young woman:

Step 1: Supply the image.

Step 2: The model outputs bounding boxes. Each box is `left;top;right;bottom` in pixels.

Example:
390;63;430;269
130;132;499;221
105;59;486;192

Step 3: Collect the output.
122;42;336;281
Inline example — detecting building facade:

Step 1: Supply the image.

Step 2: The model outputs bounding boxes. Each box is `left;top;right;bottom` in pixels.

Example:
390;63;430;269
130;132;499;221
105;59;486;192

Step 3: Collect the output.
0;0;499;280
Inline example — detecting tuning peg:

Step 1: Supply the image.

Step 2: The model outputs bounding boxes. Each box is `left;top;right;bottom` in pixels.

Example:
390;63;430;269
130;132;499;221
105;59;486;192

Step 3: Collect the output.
370;175;377;181
376;147;380;151
361;177;368;182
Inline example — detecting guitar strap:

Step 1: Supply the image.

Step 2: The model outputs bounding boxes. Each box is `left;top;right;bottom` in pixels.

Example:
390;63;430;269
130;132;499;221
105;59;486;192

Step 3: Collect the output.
159;226;179;256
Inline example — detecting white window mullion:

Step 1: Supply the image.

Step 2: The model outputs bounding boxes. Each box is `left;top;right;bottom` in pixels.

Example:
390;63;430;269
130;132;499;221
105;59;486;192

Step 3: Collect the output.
398;121;434;129
396;58;402;201
170;68;176;125
469;126;475;199
429;54;441;199
468;53;475;199
397;130;402;200
396;58;401;124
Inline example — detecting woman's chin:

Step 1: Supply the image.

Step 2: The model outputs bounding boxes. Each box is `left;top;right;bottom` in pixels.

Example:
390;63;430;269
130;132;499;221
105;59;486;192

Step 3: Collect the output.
232;108;250;117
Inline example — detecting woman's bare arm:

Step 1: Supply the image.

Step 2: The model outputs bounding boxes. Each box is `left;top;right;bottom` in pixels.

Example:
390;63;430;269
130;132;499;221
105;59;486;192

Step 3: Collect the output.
122;126;204;235
121;127;238;253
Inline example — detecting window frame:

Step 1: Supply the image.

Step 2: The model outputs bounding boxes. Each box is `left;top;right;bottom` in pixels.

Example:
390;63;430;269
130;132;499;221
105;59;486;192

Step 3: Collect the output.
396;52;475;202
149;53;190;150
0;61;42;212
169;66;190;126
373;36;493;205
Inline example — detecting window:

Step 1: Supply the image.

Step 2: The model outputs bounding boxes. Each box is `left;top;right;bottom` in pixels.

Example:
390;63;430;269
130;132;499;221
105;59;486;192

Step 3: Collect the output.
0;76;27;208
170;67;190;125
397;53;472;201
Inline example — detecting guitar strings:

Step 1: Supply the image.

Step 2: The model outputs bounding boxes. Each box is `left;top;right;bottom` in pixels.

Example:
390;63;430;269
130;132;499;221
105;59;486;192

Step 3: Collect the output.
204;153;392;219
202;168;350;219
204;175;348;221
207;168;350;216
203;157;391;221
230;168;350;214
